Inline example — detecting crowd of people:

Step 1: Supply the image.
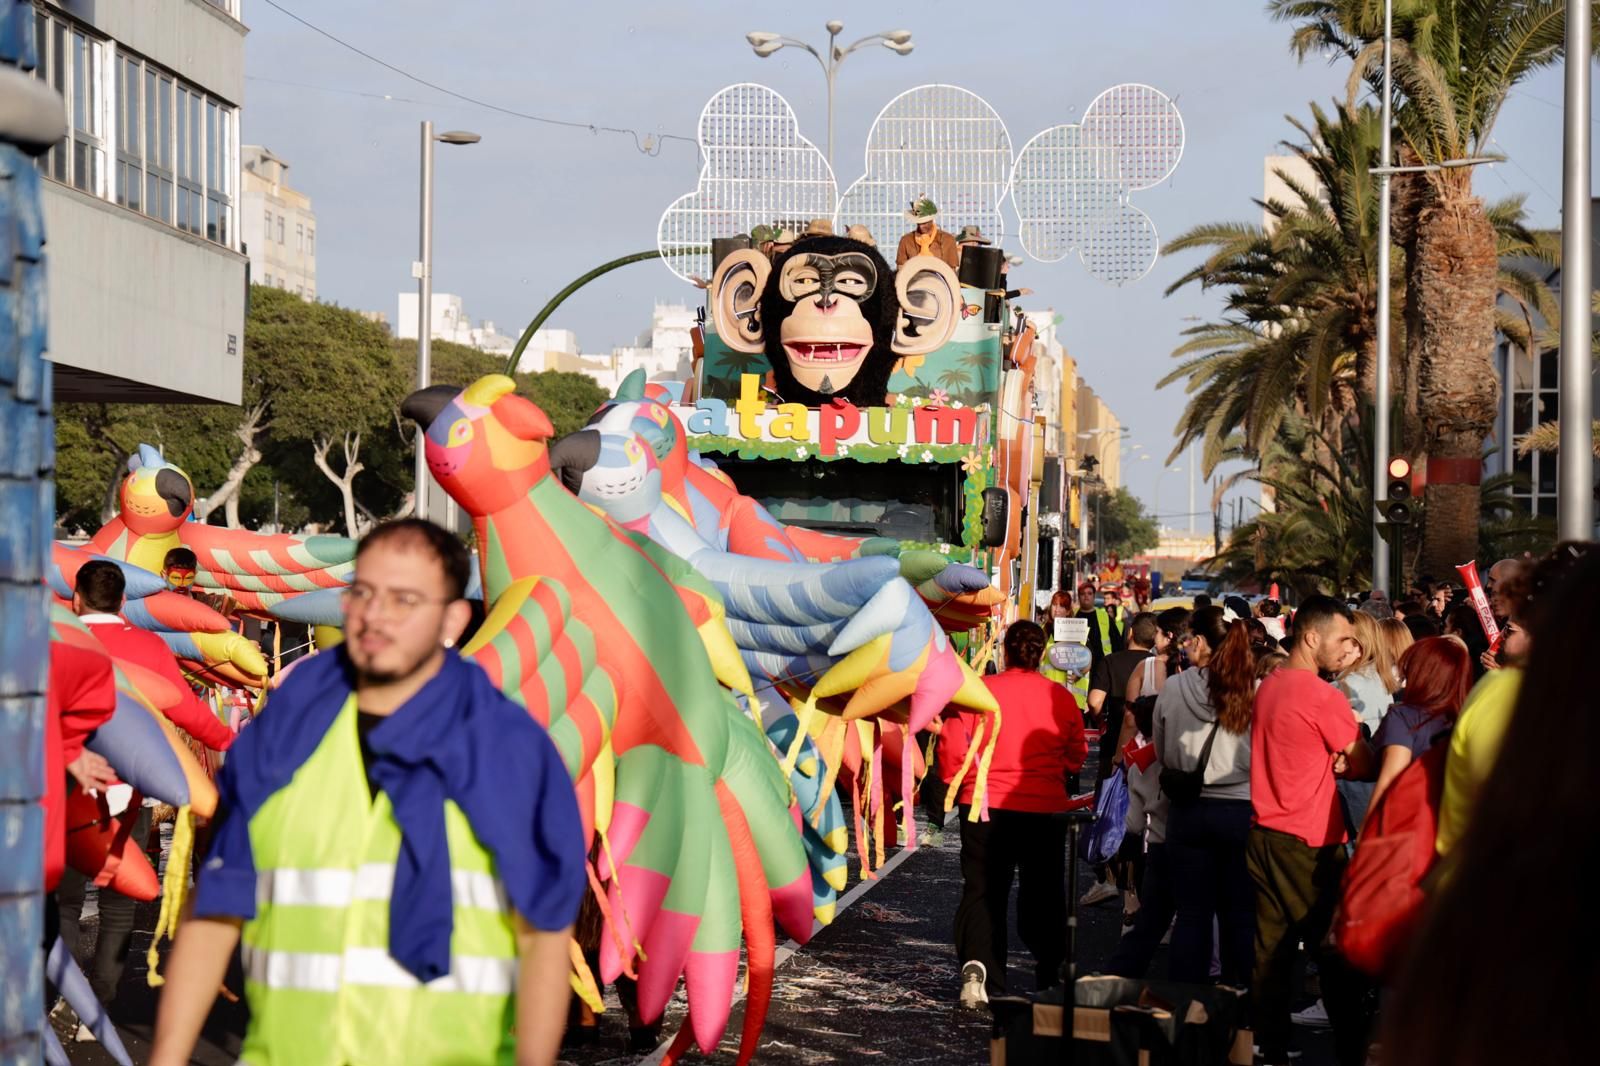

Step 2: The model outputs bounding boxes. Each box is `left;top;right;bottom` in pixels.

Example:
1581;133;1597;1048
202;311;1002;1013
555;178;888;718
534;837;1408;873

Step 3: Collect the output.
944;545;1597;1065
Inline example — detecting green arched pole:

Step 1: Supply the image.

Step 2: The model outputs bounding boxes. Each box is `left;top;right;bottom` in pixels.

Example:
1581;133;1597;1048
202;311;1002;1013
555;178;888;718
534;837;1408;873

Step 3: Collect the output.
502;248;706;377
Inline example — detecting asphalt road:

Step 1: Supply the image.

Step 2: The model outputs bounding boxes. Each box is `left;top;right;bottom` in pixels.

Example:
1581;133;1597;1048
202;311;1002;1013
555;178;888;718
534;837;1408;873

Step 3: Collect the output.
58;808;1346;1064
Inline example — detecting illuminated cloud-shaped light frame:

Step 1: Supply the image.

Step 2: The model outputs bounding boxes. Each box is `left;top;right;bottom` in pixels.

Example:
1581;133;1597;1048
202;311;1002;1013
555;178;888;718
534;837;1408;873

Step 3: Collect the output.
1010;84;1185;285
834;84;1012;252
657;83;838;284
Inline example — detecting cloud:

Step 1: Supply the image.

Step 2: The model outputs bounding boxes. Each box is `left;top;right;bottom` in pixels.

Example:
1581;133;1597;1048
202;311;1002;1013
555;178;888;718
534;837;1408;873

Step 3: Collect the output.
834;84;1013;253
656;83;836;283
1011;83;1185;285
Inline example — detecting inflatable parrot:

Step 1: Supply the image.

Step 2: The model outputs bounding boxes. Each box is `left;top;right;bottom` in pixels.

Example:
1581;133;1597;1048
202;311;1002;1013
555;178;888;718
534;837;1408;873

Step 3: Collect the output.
402;375;819;1063
85;444;355;621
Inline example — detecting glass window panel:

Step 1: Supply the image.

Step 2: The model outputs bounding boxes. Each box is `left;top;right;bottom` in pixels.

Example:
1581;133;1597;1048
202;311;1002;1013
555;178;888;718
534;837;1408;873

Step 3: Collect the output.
307;228;314;255
1538;453;1557;494
206;101;217;189
207;196;220;242
158;78;171;168
72;33;86;132
175;88;187;178
217;109;231;195
190;96;200;181
1514;449;1533;481
1537;496;1557;518
1513;393;1533;435
1541;348;1559;389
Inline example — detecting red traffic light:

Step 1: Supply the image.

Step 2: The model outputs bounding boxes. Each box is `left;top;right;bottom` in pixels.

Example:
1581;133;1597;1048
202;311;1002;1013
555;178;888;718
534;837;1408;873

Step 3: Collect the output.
1388;456;1411;480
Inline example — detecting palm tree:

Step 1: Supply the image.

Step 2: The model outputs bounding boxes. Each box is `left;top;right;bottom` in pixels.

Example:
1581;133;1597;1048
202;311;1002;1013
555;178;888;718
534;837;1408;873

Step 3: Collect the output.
1162;102;1394;472
1268;0;1580;576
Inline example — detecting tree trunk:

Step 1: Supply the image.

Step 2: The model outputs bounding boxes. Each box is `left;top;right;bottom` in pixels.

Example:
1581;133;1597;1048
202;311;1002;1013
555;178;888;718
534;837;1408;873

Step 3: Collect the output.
1415;197;1499;577
194;402;268;528
312;432;367;538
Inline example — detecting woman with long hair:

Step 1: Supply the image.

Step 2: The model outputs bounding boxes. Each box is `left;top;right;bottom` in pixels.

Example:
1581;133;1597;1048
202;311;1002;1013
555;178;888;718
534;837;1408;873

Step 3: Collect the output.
1339;612;1399;732
1151;606;1257;984
1377;617;1415;678
1385;544;1598;1065
1363;638;1472;816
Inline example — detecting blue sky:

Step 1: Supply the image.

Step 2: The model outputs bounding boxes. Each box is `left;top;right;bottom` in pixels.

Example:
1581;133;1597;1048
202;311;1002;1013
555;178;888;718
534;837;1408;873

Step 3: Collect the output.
241;0;1578;526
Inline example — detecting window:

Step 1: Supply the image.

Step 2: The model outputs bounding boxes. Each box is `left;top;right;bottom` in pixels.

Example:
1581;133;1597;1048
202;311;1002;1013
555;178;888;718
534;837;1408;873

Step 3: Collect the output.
262;273;272;287
32;12;106;191
307;228;315;256
276;215;285;244
296;222;304;252
114;55;140;211
34;13;236;246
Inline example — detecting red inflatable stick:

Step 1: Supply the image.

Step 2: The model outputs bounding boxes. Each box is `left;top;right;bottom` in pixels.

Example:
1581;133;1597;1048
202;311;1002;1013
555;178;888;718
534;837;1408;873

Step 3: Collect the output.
1455;560;1504;651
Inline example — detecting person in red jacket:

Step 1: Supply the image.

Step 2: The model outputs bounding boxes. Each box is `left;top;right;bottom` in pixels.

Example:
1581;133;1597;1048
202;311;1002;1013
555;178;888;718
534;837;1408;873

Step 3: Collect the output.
43;639;118;892
57;560;234;1011
940;619;1088;1007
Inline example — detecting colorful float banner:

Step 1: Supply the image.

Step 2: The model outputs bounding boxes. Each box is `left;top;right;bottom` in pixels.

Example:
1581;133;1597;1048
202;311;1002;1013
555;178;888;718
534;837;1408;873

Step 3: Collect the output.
675;374;991;463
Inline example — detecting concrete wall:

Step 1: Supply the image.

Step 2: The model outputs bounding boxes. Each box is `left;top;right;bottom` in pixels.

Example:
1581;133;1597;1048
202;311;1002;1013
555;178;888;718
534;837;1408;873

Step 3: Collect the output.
0;4;57;1059
45;0;246;103
44;179;245;403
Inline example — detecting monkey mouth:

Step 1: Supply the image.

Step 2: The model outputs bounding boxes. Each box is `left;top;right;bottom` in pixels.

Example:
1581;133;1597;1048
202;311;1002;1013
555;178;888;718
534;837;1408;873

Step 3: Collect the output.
784;341;868;366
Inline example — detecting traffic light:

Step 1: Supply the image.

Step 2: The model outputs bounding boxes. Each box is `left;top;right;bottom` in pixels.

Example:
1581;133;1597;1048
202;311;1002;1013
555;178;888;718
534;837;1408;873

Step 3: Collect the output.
1383;456;1413;524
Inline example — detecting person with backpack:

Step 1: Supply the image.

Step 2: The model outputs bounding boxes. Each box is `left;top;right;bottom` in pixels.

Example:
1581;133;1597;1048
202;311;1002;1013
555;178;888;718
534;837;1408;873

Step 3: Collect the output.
1364;638;1471;816
1383;543;1597;1066
1150;606;1257;986
1248;595;1376;1066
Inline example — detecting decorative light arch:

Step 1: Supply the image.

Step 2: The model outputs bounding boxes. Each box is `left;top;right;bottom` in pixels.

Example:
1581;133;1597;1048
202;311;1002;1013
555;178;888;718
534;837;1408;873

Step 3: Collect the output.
656;83;837;283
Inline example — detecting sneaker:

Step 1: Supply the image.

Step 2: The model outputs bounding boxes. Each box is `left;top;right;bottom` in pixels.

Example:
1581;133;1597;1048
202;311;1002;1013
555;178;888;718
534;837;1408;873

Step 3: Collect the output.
74;1022;97;1044
1079;880;1119;907
1291;999;1332;1029
959;961;989;1009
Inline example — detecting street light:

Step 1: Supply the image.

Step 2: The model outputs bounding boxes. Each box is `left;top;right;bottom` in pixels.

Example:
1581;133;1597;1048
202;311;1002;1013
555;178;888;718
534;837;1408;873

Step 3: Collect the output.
414;120;480;521
745;21;915;168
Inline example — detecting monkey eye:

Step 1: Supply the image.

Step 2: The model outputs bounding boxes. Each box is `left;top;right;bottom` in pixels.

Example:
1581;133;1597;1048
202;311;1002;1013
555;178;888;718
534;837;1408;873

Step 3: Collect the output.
785;269;822;299
834;271;871;297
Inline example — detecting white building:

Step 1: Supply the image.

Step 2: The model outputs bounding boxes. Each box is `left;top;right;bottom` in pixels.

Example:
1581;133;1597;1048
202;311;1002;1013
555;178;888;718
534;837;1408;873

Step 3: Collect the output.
396;292;515;355
32;0;247;403
240;145;315;299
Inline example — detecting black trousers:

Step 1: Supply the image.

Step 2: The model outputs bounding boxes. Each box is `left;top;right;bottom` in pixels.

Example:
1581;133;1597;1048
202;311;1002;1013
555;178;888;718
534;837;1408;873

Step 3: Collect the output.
56;806;152;1004
1104;841;1175;979
954;806;1068;994
1247;825;1372;1066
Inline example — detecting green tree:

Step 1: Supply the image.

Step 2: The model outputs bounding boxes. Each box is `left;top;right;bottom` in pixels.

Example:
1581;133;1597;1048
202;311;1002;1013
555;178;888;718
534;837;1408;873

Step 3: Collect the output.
1269;0;1580;575
1094;486;1160;558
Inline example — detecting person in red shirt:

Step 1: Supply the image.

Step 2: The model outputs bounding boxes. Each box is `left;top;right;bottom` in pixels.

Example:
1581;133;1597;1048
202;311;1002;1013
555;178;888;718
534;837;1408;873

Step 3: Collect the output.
1248;595;1375;1066
57;560;235;1009
940;620;1087;1008
43;639;119;892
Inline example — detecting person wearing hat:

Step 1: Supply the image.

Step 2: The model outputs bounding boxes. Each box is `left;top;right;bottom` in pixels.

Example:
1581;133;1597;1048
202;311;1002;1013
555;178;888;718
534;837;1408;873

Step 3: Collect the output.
956;225;1033;300
845;224;876;247
769;226;798;258
802;218;834;239
896;196;960;270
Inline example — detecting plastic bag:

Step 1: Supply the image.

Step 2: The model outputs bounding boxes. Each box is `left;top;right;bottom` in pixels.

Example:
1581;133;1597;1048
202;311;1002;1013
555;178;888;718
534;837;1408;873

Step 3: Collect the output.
1081;766;1130;866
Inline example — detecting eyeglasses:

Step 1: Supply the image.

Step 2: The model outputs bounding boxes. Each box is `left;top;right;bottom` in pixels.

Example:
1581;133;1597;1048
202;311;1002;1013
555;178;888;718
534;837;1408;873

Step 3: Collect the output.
342;584;454;619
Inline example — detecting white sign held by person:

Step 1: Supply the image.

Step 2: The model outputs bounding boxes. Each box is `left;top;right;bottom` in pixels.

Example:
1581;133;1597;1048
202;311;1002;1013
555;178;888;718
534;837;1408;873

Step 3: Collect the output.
1053;617;1090;645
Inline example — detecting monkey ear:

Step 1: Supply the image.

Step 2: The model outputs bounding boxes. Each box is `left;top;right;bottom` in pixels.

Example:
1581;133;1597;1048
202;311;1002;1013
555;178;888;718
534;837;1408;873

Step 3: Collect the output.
891;255;962;358
709;249;771;354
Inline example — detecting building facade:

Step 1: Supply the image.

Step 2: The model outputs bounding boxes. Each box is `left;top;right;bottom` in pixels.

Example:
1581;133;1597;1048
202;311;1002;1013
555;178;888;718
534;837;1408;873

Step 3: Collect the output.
30;0;247;404
396;291;515;355
240;144;314;299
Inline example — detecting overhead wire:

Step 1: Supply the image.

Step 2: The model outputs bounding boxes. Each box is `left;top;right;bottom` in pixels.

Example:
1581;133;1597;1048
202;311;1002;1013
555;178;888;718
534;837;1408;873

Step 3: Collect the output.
257;0;696;156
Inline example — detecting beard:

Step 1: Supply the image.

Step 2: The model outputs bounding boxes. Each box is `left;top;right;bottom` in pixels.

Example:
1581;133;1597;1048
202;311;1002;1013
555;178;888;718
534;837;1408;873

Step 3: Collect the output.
349;640;439;689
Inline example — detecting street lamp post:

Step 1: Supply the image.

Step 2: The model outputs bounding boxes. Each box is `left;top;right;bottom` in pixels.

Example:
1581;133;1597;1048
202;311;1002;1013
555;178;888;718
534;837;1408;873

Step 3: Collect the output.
413;122;480;522
1559;0;1594;539
1373;0;1394;596
746;23;914;170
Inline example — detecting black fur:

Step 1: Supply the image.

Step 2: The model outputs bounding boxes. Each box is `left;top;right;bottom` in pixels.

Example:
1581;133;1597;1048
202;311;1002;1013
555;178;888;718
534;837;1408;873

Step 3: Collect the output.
762;235;901;407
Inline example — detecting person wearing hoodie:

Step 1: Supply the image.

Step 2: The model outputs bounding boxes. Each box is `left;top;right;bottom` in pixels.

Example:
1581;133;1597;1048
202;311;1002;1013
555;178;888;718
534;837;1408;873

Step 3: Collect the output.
1151;606;1257;985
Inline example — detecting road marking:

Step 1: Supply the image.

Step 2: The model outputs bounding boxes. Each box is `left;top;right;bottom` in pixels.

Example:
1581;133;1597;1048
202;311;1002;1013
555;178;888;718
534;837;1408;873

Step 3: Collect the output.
637;810;956;1064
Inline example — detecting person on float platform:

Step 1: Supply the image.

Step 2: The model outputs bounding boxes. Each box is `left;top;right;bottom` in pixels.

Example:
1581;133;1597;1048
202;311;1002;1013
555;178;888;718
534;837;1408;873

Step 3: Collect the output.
150;519;587;1066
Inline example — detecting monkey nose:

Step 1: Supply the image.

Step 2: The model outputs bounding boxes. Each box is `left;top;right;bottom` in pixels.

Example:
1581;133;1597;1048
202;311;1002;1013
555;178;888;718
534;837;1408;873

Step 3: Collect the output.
816;296;837;314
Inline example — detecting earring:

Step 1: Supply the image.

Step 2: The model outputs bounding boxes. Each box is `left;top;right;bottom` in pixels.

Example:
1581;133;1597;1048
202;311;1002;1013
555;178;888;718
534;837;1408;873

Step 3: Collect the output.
443;638;455;649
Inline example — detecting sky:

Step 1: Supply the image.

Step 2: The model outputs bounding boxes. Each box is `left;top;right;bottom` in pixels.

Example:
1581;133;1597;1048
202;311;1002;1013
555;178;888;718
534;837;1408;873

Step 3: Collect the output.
240;0;1581;530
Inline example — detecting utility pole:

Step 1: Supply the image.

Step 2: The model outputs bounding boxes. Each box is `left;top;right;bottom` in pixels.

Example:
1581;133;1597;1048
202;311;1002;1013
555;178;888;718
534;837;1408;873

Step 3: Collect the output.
1559;0;1594;539
1371;0;1394;595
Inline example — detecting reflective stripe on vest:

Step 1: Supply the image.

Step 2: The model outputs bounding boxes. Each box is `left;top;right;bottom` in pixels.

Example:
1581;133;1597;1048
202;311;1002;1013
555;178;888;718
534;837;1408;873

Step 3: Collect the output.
257;865;510;913
242;945;516;996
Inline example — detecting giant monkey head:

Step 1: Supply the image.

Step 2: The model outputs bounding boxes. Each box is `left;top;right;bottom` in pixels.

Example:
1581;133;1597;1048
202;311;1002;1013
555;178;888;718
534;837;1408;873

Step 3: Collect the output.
708;235;961;407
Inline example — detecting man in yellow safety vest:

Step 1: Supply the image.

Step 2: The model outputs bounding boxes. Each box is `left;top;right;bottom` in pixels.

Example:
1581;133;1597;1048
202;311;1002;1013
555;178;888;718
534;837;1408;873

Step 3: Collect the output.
151;519;587;1066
